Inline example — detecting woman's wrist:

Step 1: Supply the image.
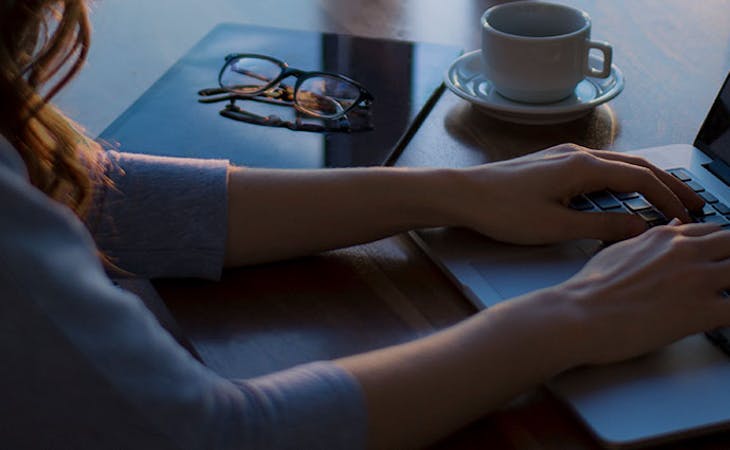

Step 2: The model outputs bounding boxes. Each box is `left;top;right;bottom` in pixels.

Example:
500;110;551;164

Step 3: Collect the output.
535;282;599;371
399;166;488;230
480;286;592;378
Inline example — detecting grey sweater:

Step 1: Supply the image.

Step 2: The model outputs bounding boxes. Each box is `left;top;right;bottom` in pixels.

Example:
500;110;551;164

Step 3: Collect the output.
0;136;366;449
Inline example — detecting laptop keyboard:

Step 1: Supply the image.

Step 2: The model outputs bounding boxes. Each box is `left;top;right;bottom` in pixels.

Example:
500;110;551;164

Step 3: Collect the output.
569;168;730;228
571;167;730;356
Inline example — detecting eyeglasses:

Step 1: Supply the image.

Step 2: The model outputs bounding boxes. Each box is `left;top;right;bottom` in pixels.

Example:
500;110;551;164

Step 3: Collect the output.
198;53;375;132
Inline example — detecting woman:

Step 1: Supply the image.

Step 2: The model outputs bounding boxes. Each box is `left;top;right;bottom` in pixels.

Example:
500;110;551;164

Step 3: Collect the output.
3;1;730;449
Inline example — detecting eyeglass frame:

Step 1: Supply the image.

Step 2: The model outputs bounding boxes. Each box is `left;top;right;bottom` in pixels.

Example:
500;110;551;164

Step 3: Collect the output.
216;53;374;120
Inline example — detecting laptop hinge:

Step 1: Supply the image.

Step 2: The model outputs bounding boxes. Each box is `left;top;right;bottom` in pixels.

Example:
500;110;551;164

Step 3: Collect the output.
703;159;730;187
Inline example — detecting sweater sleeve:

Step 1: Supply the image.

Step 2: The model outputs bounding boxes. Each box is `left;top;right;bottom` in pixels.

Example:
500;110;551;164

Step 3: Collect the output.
0;157;368;449
88;151;229;280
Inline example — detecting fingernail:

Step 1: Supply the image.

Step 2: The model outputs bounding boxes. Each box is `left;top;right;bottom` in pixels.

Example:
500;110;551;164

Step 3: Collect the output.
669;217;682;225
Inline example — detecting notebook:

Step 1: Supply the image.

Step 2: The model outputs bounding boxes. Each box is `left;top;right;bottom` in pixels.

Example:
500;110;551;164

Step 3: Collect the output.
413;71;730;447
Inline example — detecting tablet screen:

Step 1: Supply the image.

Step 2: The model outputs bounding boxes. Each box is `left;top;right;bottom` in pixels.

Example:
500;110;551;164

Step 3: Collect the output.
99;23;461;168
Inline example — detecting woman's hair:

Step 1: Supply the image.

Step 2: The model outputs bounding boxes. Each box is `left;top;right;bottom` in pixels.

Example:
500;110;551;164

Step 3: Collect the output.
0;0;102;217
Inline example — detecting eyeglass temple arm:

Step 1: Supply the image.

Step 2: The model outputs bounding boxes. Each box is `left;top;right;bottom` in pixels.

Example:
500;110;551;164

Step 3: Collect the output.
222;106;353;133
199;87;227;95
198;91;296;107
199;84;294;102
222;104;271;121
198;84;275;97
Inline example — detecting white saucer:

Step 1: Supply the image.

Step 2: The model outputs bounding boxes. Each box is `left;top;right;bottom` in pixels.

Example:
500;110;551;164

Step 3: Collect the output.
445;50;625;125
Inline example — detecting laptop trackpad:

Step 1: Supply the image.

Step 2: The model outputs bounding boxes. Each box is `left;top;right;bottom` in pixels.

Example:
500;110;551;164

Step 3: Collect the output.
467;237;730;446
470;239;600;300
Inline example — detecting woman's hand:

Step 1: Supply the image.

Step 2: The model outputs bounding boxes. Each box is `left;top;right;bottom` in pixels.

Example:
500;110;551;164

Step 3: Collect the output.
450;143;704;244
554;220;730;366
338;220;730;450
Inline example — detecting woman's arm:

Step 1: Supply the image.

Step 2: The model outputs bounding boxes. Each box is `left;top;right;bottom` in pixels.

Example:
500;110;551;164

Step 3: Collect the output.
225;143;703;266
0;160;367;449
338;286;579;449
224;165;457;265
338;221;730;449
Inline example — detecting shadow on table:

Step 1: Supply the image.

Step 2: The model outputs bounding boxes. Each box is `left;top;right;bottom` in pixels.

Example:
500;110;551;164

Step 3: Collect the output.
443;101;621;162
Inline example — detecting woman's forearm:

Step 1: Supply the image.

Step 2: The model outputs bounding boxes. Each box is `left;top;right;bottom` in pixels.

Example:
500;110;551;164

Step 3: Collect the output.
337;287;583;449
224;165;464;266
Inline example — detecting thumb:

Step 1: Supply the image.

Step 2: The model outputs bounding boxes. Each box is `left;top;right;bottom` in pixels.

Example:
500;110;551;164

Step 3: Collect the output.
563;210;649;241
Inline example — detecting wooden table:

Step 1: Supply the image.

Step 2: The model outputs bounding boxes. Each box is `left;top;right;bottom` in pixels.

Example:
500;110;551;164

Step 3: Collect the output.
103;0;730;447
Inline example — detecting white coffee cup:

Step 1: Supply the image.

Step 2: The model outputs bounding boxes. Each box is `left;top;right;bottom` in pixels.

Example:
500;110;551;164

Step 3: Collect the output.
481;1;613;104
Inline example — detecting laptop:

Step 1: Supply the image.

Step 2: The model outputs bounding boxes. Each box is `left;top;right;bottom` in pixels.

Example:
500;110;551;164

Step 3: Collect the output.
413;71;730;448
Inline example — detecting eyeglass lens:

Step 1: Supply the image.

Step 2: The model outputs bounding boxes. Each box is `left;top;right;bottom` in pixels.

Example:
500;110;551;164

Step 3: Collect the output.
296;75;361;118
221;56;282;95
221;56;363;119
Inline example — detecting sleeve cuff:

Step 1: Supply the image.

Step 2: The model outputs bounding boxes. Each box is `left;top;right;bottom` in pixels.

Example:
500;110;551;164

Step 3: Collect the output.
88;151;229;280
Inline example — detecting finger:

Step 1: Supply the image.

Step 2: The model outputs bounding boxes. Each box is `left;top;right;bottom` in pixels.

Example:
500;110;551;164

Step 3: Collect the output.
706;303;730;331
555;211;717;243
675;221;723;237
640;221;718;240
706;258;730;300
690;228;730;260
667;217;682;226
579;158;692;223
703;297;730;331
591;150;705;212
696;295;730;332
559;209;648;241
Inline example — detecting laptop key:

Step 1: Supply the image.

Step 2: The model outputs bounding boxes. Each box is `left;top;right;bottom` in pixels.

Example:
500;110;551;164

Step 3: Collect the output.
613;191;640;201
668;168;692;181
700;191;719;204
586;191;622;210
624;197;653;212
685;180;705;192
637;209;666;225
568;195;595;211
713;202;730;215
701;215;728;226
607;205;632;215
698;204;717;217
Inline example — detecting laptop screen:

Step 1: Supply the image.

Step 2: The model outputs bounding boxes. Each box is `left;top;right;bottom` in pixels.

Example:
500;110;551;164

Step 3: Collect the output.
694;72;730;164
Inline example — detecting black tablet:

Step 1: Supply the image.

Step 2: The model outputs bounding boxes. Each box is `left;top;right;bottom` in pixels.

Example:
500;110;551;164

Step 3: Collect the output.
99;23;461;168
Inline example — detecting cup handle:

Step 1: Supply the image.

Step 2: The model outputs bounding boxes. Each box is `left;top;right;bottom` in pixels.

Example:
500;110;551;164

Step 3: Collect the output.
585;41;613;78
